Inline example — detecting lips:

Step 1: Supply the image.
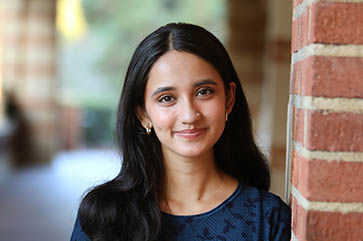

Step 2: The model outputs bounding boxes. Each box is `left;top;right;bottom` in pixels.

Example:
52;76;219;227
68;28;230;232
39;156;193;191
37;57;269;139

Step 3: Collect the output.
173;128;208;139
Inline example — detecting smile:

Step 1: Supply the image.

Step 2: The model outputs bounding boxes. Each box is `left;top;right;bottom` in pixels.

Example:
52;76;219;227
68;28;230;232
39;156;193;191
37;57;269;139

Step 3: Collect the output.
173;128;208;139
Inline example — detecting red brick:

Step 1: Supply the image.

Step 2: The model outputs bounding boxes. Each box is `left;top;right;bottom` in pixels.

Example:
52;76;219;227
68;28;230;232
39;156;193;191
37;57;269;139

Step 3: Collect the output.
307;111;363;152
291;196;363;241
291;195;307;240
291;151;363;202
292;2;363;51
4;62;56;77
292;56;363;98
292;7;310;52
310;2;363;45
293;0;304;9
291;106;305;147
5;33;56;47
290;151;298;189
293;109;363;151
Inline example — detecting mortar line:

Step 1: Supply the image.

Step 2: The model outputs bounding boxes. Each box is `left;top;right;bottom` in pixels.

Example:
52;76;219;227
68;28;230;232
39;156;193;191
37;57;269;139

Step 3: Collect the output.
292;95;363;113
294;142;363;162
292;43;363;64
293;0;363;20
291;185;363;213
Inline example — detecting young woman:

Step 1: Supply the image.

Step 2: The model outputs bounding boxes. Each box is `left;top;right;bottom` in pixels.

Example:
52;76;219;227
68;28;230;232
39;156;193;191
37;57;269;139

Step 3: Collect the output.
71;23;291;241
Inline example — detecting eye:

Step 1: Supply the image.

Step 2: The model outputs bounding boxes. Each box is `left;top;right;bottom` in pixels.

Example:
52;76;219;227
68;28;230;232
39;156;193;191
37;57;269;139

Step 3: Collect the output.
196;88;213;96
158;95;175;103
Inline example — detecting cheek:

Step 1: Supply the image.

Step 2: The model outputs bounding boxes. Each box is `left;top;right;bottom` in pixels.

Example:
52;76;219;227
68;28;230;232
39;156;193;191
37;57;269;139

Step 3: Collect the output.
203;99;226;122
148;108;175;131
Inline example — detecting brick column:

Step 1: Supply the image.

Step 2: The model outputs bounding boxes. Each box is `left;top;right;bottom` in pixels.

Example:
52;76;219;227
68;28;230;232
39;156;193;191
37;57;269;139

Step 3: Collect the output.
2;0;59;165
258;0;292;198
227;0;266;119
289;0;363;240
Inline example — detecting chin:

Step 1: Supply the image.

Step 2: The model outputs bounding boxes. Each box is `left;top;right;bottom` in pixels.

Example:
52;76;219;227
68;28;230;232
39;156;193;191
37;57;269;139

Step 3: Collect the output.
175;146;212;159
161;140;216;159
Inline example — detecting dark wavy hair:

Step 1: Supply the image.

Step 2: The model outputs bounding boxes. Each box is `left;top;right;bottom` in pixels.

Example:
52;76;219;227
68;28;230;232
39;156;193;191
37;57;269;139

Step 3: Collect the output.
78;22;270;241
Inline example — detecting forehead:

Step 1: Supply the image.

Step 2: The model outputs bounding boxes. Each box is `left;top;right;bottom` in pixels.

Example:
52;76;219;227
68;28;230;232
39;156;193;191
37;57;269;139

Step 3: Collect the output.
146;50;223;90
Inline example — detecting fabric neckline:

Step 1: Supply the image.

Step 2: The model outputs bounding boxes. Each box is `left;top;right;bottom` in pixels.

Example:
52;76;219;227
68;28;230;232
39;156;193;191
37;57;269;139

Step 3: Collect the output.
161;182;243;219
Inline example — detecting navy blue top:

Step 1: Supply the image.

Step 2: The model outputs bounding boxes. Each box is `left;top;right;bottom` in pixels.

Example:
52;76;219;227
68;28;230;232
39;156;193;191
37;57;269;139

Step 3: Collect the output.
70;183;291;241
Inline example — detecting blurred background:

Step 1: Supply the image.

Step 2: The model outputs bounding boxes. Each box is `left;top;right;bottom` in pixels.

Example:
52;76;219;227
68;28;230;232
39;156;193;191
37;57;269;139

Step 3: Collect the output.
0;0;291;240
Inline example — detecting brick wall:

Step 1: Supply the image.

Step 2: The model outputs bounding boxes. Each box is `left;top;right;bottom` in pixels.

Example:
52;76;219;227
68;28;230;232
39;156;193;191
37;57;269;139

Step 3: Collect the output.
288;0;363;240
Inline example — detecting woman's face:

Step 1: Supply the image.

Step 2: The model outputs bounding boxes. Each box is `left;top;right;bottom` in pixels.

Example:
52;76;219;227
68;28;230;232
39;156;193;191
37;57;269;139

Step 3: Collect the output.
138;50;235;160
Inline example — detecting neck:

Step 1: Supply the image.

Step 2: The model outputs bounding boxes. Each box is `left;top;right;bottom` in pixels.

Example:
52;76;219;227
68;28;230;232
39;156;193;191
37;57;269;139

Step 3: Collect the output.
160;149;237;215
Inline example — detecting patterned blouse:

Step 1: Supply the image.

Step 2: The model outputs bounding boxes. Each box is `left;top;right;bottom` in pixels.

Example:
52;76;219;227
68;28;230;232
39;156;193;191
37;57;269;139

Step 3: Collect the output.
70;183;291;241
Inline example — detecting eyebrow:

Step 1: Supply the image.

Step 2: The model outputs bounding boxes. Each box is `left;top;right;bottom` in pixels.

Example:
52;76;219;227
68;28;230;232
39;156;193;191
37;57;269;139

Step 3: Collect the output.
151;86;176;97
193;79;218;87
151;79;218;97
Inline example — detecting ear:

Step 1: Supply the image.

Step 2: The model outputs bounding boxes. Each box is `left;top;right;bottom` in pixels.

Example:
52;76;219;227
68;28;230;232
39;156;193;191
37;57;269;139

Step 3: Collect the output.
226;82;236;115
136;106;150;128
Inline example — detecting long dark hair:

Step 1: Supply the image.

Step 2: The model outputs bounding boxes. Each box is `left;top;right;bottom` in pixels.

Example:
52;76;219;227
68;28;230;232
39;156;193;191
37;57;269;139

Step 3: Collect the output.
78;22;270;241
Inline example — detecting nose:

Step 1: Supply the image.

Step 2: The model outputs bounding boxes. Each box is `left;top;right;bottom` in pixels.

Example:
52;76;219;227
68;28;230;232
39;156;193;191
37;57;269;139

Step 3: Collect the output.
179;98;201;124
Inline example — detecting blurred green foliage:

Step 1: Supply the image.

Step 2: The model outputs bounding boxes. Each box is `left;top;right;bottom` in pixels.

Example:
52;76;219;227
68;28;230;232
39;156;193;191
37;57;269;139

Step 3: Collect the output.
82;0;227;90
60;0;226;146
80;107;115;147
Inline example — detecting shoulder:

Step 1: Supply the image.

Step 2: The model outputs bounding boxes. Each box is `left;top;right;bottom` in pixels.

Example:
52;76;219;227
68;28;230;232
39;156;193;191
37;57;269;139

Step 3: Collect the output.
236;184;291;223
229;184;291;239
70;216;91;241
